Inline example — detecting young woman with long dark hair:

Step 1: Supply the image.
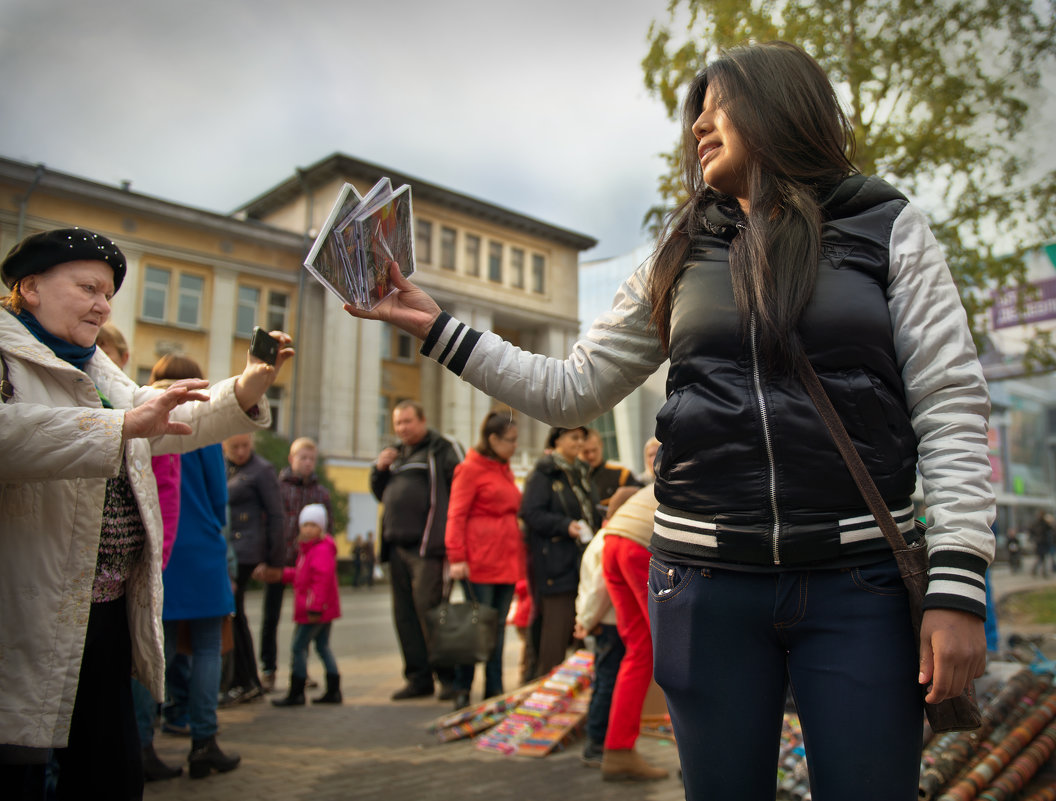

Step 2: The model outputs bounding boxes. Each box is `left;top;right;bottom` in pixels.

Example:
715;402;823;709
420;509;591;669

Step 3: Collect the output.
343;42;993;799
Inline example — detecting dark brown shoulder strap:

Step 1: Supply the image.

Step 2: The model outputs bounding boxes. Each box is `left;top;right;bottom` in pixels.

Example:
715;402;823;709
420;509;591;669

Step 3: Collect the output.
796;354;909;552
0;352;12;403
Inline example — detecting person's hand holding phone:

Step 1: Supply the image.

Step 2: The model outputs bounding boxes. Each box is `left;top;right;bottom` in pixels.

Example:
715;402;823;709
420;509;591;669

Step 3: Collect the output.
235;328;294;412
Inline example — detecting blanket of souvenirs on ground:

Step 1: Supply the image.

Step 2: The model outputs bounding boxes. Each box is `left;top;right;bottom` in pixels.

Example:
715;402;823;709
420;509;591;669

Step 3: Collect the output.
428;647;1056;799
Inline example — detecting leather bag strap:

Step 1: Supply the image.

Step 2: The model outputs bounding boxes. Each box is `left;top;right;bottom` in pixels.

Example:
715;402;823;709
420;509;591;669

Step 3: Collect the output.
795;354;911;553
0;352;11;403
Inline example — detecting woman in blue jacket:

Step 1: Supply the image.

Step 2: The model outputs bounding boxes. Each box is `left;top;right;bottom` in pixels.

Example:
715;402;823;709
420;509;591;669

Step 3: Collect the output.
156;355;241;780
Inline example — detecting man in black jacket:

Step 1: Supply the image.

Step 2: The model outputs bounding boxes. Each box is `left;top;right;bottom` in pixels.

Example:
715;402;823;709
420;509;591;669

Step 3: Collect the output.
579;428;642;522
370;400;464;700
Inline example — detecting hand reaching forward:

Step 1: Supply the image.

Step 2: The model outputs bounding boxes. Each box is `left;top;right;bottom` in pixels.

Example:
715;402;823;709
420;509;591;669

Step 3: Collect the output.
919;608;987;703
342;261;442;340
123;379;211;440
234;331;294;412
251;563;283;583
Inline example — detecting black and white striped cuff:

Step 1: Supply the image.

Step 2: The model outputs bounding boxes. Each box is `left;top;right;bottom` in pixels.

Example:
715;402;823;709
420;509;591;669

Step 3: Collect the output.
420;312;482;376
922;549;989;620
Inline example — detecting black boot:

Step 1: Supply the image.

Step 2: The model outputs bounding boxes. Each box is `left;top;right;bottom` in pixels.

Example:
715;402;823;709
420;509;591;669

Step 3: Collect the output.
271;675;306;707
313;673;342;704
188;735;240;779
142;743;182;781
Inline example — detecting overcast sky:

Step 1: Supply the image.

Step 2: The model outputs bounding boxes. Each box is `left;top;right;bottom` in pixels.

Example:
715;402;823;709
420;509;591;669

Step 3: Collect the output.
0;0;681;260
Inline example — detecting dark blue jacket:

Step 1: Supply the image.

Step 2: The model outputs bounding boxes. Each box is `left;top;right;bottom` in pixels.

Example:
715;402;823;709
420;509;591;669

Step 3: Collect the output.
226;451;285;567
163;443;235;620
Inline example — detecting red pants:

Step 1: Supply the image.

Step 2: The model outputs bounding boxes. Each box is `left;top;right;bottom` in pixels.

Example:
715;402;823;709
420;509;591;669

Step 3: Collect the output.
601;535;653;750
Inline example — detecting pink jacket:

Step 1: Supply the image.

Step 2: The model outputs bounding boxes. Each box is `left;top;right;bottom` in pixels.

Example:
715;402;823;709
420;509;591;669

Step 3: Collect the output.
151;454;181;569
282;535;341;624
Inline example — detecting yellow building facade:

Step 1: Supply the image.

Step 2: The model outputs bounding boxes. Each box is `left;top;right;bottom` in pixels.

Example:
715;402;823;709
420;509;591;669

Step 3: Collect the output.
0;153;596;538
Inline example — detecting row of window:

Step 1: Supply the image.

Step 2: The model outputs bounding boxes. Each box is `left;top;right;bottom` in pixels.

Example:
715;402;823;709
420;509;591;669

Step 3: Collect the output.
415;220;546;293
141;265;289;337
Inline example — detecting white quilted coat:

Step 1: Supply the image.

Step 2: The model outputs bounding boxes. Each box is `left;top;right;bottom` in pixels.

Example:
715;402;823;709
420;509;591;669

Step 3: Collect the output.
0;310;270;748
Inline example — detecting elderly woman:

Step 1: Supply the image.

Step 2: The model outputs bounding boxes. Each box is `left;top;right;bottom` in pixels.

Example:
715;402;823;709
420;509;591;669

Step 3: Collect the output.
0;228;292;800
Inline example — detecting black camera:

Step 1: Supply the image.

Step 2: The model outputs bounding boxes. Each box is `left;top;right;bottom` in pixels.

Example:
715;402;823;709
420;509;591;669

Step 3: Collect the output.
249;326;279;365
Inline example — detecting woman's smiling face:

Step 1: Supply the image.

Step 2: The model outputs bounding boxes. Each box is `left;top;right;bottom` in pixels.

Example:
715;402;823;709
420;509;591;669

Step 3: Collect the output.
20;260;114;347
692;83;751;212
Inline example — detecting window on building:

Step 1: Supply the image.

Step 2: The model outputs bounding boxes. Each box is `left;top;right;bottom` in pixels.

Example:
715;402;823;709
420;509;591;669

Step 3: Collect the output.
531;254;546;294
266;385;283;432
488;241;503;283
464;234;481;277
416;219;433;264
592;410;620;465
176;273;204;327
141;266;170;322
395;330;415;362
440;226;457;271
236;286;260;338
266;290;289;332
378;394;392;442
510;248;525;289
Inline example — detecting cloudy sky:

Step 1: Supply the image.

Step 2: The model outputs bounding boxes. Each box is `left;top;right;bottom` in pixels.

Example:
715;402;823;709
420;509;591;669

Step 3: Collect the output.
0;0;682;259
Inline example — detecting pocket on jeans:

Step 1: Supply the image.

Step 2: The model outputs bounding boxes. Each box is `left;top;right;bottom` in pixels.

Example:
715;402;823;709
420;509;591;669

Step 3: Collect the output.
848;559;906;596
648;556;697;601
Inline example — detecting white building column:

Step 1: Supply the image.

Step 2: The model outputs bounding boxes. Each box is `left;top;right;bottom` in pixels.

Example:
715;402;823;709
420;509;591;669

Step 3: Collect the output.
353;316;382;459
319;294;362;458
108;247;140;373
207;267;237;382
437;302;494;449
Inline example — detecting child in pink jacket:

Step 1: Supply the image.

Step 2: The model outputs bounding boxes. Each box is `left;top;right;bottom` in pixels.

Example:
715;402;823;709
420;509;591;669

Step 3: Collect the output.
271;504;342;706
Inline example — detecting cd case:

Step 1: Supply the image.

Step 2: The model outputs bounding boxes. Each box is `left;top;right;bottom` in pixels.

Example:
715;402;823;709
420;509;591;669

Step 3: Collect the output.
303;178;416;310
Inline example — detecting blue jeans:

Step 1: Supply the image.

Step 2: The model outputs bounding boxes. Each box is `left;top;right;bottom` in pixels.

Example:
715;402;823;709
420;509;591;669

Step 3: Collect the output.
131;677;156;746
290;622;339;678
649;558;922;801
453;581;515;698
162;617;223;740
584;622;624;745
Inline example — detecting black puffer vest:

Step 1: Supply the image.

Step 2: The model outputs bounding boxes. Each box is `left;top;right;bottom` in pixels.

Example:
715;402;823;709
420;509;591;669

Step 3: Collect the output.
651;175;919;569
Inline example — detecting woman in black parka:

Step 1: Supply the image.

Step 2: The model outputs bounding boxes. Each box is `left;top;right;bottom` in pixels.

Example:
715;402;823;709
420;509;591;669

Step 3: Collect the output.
520;426;600;678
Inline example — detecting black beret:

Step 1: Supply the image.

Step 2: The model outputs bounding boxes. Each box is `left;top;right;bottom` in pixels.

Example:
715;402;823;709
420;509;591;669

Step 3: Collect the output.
546;426;588;450
1;228;127;291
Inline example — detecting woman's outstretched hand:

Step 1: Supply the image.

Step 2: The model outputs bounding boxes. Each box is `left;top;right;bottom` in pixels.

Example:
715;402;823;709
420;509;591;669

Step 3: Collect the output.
342;261;442;340
123;379;211;440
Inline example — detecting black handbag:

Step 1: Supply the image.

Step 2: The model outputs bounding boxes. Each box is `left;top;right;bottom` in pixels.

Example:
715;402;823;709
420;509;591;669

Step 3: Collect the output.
425;581;499;668
797;356;982;733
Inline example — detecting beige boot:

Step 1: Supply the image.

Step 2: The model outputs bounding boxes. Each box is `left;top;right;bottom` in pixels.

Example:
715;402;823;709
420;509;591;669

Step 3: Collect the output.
601;748;669;782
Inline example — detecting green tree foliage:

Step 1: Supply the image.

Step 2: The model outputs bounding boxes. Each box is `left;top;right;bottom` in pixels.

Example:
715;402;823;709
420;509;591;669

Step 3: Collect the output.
642;0;1056;363
253;429;350;537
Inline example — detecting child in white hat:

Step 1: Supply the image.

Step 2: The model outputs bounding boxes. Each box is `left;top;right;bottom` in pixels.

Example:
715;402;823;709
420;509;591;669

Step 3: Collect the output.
270;504;342;706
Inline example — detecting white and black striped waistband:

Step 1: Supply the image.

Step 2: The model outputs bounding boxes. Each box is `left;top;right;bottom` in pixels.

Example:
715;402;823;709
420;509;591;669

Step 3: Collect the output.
651;502;918;566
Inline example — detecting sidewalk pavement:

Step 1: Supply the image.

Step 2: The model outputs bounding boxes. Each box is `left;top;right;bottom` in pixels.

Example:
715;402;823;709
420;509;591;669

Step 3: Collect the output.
146;584;684;801
144;567;1055;801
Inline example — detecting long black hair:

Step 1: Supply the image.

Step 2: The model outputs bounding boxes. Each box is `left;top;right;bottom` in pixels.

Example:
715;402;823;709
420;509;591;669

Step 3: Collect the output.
648;41;858;370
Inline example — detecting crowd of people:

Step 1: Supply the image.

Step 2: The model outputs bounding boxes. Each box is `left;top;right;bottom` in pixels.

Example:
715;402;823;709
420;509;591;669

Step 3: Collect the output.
1;40;1009;801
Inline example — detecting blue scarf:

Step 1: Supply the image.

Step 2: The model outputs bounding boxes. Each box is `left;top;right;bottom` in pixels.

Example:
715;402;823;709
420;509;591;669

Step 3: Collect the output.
15;309;97;371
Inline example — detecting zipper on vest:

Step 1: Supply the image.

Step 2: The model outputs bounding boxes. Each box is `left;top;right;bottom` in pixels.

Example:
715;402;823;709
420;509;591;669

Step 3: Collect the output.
749;315;781;565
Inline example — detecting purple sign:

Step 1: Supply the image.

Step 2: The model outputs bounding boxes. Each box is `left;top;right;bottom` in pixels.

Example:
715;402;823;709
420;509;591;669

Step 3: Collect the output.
990;276;1056;330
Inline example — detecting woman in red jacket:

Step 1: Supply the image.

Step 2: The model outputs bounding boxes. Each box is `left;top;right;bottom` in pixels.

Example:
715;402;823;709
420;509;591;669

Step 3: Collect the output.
446;411;525;709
